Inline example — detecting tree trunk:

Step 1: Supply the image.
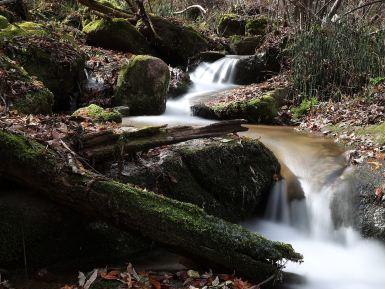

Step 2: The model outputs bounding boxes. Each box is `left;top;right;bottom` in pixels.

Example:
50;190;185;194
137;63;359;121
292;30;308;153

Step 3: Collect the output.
0;129;302;281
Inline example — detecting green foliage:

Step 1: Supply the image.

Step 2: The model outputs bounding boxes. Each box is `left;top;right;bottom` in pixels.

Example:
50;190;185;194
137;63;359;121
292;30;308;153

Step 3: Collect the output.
290;23;385;99
369;76;385;86
292;97;318;119
72;104;122;123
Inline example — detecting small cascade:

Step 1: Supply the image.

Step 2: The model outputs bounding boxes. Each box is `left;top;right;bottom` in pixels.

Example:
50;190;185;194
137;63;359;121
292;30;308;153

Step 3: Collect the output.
191;56;240;84
265;180;291;224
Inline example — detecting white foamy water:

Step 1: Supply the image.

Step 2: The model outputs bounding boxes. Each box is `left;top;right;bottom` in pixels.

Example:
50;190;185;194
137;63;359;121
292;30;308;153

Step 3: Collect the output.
125;57;385;289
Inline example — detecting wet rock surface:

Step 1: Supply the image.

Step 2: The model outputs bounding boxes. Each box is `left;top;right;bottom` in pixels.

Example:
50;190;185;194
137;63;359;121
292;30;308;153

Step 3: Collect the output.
114;55;170;115
112;137;280;222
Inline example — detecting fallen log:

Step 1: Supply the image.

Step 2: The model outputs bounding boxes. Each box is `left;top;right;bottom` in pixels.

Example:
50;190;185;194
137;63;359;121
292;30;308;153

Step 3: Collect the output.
79;119;249;161
0;129;302;281
78;0;136;21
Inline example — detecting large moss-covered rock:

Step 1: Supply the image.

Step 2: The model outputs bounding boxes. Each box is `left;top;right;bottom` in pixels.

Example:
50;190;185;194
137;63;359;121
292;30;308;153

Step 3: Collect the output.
0;188;150;269
72;104;122;123
229;35;262;55
113;137;280;222
233;53;280;84
83;18;151;54
3;35;86;111
245;16;270;36
114;55;170;115
0;54;53;114
192;89;282;124
217;14;245;37
137;16;209;66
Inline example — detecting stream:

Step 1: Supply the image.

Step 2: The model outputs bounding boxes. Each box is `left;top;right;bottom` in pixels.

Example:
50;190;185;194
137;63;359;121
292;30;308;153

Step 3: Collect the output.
124;56;385;289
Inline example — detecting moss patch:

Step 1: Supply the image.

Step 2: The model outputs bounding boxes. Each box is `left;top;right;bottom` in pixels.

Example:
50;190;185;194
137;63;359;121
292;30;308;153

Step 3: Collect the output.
245;16;270;36
0;21;47;42
192;90;279;124
72;104;122;123
83;18;151;54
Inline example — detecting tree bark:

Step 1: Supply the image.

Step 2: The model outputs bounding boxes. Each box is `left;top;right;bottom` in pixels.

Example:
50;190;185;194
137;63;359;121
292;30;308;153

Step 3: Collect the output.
0;129;302;281
78;120;249;162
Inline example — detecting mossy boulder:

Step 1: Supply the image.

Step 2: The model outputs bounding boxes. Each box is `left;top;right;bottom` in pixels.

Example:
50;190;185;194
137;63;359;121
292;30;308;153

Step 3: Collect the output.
112;137;280;222
114;55;170;115
3;35;86;111
137;16;209;66
233;53;280;84
229;35;262;55
192;89;282;124
245;16;270;36
0;15;9;29
0;54;54;114
0;188;150;269
168;67;191;98
0;21;47;41
83;18;151;54
217;14;245;37
72;104;122;123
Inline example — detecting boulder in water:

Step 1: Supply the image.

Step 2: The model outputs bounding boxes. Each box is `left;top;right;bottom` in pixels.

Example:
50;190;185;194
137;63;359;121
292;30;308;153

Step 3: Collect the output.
83;18;151;54
229;35;263;55
111;137;280;222
137;16;209;66
233;53;280;85
114;55;170;115
192;88;287;124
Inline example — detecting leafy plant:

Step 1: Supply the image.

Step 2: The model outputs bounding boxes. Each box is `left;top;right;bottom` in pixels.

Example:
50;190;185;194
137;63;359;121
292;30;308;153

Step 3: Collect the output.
369;76;385;86
292;97;318;119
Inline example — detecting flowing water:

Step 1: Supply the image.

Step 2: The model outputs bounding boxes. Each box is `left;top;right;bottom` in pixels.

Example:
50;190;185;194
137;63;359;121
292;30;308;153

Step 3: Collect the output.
124;56;385;288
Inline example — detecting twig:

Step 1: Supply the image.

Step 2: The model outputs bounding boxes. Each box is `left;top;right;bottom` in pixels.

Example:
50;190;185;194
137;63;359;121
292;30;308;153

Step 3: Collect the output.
173;5;207;15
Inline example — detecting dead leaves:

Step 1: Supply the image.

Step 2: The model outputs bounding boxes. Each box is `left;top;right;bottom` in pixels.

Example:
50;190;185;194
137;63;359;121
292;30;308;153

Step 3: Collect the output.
60;263;262;289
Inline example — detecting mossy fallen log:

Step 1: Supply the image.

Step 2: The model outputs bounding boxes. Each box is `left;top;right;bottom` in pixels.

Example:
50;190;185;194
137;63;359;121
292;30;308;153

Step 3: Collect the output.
0;129;302;281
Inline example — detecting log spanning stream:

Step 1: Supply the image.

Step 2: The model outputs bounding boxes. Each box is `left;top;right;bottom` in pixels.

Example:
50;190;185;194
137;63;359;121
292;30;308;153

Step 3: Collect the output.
124;57;385;289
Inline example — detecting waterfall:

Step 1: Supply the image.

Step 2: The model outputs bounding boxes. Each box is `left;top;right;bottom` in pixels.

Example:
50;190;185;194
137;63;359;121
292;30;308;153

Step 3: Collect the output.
125;56;240;126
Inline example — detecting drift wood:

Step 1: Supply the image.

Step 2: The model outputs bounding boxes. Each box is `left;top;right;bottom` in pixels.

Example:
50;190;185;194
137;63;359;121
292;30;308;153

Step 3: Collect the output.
0;129;302;281
79;119;249;161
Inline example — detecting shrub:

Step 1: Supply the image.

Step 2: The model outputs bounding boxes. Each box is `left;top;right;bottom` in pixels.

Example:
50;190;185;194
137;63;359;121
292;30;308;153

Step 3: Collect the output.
290;23;385;100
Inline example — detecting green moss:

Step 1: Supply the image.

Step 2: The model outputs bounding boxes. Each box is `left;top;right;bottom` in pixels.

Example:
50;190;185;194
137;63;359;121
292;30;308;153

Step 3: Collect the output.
245;16;269;36
72;104;122;123
217;13;245;37
292;97;318;119
0;21;47;40
209;90;278;123
83;18;150;53
357;122;385;145
0;130;53;165
0;15;9;29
